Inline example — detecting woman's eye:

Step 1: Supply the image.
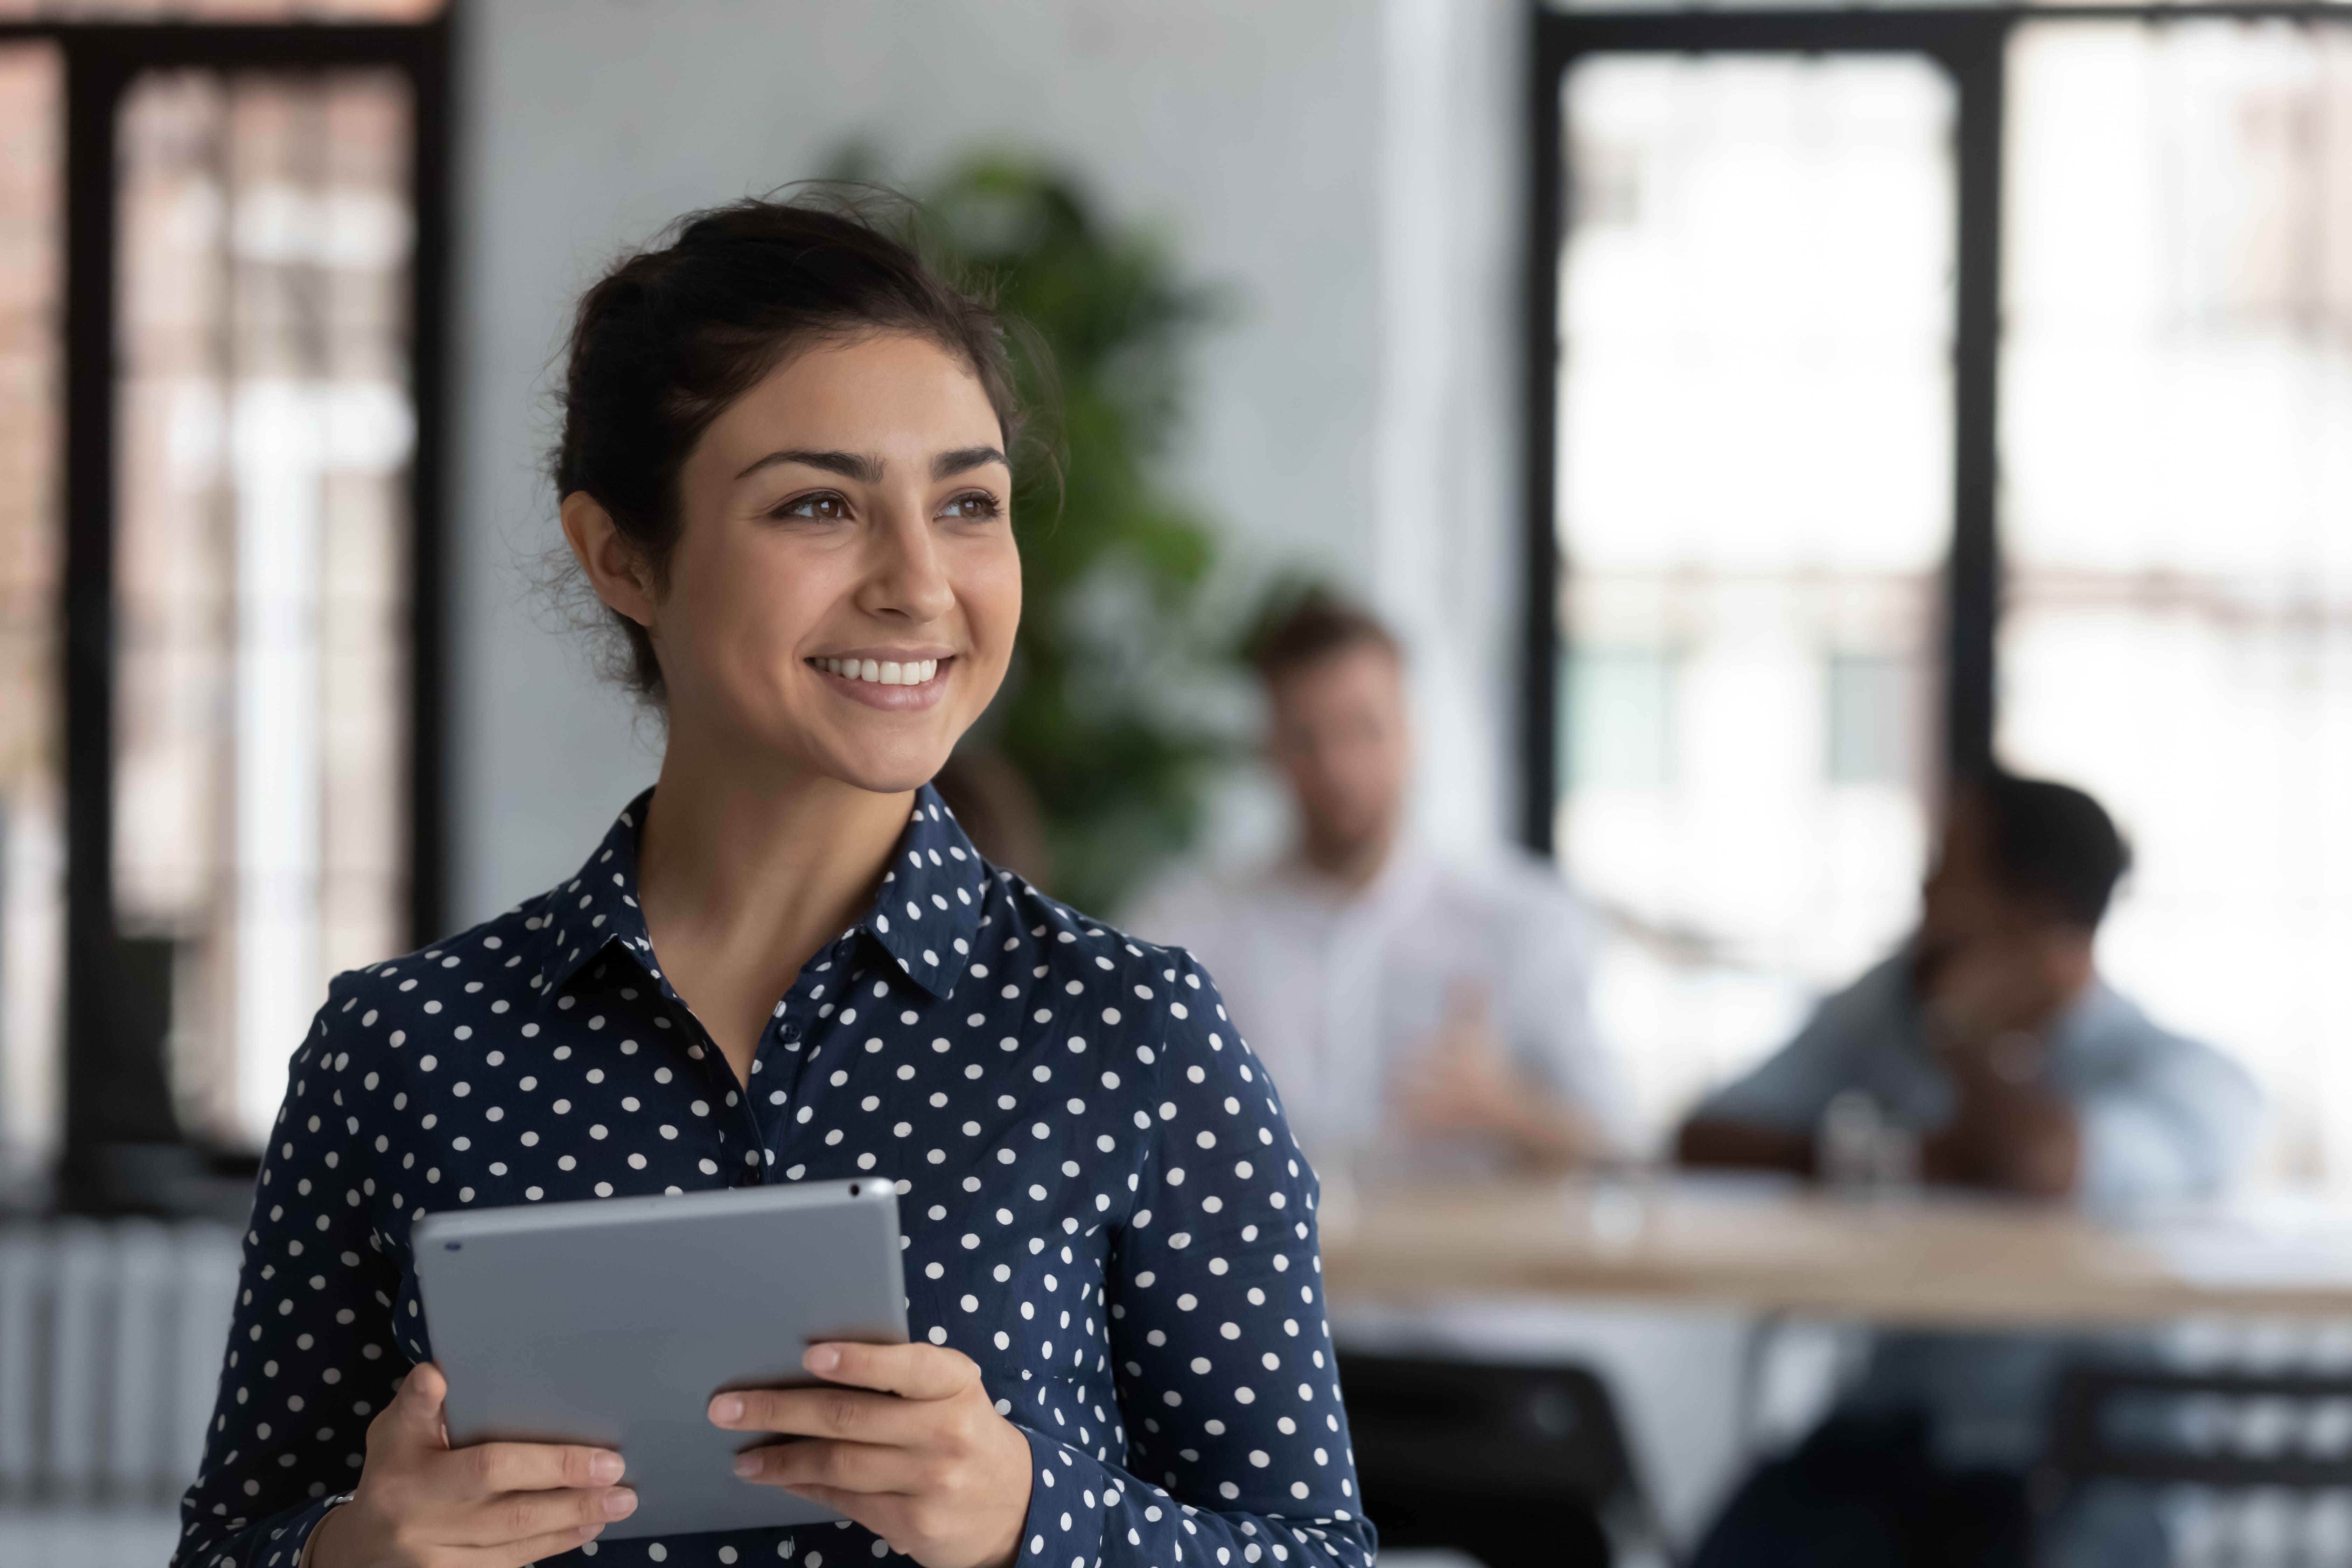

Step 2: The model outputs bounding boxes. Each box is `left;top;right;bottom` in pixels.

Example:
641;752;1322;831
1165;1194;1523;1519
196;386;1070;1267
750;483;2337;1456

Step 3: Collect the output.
941;491;1002;522
775;492;849;520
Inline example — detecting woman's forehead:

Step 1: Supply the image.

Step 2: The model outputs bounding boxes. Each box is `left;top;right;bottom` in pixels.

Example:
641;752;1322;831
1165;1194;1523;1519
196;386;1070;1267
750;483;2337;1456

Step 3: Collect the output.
703;334;1001;465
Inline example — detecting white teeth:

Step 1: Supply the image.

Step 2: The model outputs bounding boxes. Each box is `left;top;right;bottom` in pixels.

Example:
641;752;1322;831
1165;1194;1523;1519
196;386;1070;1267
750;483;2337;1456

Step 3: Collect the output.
821;657;944;685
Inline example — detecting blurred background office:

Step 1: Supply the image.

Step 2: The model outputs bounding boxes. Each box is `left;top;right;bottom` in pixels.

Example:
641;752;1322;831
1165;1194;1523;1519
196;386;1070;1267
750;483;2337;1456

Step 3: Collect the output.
8;1;2352;1565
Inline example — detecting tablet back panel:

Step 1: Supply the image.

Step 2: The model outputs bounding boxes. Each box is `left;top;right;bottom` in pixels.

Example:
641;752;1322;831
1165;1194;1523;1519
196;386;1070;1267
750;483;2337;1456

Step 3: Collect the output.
415;1179;906;1540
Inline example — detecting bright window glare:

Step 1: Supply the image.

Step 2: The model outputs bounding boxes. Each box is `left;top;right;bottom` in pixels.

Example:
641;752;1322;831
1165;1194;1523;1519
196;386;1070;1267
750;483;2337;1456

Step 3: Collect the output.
1558;55;1953;1136
2001;20;2352;1189
113;70;413;1150
0;44;62;1191
1561;56;1954;575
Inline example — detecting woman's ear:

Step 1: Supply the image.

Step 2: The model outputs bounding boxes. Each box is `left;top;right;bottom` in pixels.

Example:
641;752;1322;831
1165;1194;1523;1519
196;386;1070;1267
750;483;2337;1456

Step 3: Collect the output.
561;491;659;627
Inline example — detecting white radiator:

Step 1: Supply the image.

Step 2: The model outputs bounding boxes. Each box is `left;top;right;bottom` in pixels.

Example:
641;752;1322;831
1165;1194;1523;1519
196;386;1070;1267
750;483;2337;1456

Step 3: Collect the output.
0;1218;240;1508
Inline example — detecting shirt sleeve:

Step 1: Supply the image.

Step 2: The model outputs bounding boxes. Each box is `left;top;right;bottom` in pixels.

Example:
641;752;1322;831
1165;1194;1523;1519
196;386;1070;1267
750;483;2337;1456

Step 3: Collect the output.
2074;1026;2262;1211
1688;956;1913;1134
1494;881;1639;1154
1111;873;1217;962
1017;949;1374;1568
176;985;407;1568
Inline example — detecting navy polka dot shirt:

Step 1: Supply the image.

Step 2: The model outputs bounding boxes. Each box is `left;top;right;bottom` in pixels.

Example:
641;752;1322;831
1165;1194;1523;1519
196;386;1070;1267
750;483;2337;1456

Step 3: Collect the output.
175;785;1373;1568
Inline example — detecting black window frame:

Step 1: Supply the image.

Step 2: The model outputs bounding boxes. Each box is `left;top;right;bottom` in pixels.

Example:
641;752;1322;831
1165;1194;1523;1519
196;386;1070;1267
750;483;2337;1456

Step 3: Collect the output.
0;11;452;1186
1521;1;2352;852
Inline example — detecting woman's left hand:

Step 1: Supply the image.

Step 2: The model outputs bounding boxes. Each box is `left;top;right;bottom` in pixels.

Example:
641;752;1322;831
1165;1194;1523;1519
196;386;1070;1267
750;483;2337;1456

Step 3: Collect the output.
710;1342;1033;1568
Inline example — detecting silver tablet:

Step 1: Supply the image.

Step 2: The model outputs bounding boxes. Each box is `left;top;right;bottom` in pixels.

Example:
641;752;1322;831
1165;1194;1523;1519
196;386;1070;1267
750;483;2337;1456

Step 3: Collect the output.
414;1178;908;1541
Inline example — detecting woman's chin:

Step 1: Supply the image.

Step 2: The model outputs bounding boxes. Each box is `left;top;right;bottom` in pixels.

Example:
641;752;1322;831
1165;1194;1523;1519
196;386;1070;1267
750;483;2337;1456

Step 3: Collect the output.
681;686;984;799
813;733;962;798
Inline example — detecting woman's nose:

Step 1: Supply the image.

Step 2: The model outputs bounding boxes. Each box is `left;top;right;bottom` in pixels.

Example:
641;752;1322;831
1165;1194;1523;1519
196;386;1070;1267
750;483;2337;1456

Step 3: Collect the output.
859;505;957;622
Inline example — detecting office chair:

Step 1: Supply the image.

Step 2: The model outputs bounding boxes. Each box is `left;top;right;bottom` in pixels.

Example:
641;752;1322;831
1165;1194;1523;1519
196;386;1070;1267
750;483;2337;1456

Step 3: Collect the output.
2036;1362;2352;1559
1338;1351;1674;1568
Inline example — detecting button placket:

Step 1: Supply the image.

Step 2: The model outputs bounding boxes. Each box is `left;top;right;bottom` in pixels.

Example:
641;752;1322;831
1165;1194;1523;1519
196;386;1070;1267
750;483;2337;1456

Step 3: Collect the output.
747;941;852;1175
627;971;757;1186
700;1029;762;1185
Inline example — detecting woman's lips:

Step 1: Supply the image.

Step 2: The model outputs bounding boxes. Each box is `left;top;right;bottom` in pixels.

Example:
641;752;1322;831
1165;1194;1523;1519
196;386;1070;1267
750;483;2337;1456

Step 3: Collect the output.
809;655;953;712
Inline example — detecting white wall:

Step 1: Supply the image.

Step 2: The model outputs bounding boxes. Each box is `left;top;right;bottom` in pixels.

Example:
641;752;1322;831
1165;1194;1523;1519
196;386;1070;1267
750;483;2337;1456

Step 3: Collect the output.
447;0;1525;923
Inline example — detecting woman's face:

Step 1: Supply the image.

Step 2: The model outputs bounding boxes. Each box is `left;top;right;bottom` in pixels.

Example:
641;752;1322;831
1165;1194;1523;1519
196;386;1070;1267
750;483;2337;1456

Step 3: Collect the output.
597;331;1022;793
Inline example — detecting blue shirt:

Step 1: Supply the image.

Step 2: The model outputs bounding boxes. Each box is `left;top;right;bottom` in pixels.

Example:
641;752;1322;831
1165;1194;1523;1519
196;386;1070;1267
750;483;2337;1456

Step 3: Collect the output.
1694;954;2258;1212
1694;951;2260;1466
176;785;1373;1568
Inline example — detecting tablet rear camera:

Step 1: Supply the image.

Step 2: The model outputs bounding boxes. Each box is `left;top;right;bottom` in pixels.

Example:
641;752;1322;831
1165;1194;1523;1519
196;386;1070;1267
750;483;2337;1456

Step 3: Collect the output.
848;1183;861;1196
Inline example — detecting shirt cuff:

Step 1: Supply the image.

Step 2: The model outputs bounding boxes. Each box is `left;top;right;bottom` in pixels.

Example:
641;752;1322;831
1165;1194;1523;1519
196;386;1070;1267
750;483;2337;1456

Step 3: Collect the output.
265;1494;343;1568
1016;1424;1120;1568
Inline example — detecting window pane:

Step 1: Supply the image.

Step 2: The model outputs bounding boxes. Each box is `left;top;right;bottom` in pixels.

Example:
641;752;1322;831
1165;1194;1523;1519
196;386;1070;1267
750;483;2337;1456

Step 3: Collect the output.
1828;653;1921;787
2001;19;2352;1186
114;69;413;1150
1564;648;1677;791
0;43;61;1194
1557;55;1953;1128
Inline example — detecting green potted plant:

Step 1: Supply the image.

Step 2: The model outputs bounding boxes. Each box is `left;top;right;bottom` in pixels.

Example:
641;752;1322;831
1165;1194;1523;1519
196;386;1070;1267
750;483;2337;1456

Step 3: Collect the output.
901;156;1240;915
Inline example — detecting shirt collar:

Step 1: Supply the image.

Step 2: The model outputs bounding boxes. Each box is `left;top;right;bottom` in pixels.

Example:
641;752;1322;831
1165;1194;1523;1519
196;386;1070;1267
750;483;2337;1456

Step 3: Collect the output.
528;782;992;1006
527;790;657;1003
2045;973;2129;1056
1274;833;1437;916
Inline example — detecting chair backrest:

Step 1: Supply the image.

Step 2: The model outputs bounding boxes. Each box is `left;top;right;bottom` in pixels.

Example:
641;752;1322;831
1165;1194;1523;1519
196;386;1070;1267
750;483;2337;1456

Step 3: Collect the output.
2041;1364;2352;1498
1337;1351;1644;1514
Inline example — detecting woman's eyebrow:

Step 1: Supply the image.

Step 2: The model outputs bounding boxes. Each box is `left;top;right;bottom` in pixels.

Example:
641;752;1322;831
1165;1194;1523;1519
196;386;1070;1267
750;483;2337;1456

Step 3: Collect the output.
933;445;1008;479
734;448;881;483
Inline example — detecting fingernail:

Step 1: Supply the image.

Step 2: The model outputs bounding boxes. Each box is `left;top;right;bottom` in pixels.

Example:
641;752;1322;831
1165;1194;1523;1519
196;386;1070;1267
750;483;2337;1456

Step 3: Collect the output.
590;1451;624;1484
734;1451;763;1478
603;1488;637;1519
710;1395;744;1424
805;1344;841;1373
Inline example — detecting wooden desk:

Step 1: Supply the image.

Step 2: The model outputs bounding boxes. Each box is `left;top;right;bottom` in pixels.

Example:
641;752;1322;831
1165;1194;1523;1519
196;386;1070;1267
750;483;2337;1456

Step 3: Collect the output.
1318;1176;2352;1327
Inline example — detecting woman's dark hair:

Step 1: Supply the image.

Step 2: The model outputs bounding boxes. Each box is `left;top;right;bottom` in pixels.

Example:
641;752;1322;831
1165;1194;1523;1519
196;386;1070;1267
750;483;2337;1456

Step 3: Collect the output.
552;188;1034;698
1972;770;2132;930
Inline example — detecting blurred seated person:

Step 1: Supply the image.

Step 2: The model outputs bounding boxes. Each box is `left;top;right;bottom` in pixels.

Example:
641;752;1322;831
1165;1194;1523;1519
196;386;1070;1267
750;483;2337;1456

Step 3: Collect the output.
1680;772;2260;1568
1125;590;1632;1568
1122;590;1633;1182
1679;770;2252;1204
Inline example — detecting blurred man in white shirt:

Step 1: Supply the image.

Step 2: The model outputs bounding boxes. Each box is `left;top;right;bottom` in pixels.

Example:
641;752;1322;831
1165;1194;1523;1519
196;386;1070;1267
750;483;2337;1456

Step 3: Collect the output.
1122;592;1632;1182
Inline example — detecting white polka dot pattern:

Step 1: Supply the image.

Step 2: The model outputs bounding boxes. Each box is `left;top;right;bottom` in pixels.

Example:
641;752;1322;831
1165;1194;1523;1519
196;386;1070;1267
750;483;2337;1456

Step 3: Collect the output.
174;785;1371;1568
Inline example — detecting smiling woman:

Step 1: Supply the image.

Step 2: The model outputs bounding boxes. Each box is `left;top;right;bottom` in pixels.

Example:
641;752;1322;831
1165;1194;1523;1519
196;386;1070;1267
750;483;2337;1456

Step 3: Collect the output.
175;194;1371;1568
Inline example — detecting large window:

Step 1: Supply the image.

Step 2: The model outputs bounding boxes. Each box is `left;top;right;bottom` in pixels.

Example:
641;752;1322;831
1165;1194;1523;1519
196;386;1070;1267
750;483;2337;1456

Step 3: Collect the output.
2000;19;2352;1186
1555;53;1953;1126
0;43;64;1195
113;67;420;1149
1535;6;2352;1177
0;9;446;1200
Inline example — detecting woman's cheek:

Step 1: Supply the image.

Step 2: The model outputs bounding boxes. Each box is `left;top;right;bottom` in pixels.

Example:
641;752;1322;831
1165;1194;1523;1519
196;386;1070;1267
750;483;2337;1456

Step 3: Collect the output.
733;552;835;667
965;542;1023;669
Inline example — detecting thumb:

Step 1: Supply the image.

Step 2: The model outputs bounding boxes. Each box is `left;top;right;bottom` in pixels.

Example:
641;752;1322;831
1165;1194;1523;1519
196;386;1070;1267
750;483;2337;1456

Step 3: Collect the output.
388;1361;452;1450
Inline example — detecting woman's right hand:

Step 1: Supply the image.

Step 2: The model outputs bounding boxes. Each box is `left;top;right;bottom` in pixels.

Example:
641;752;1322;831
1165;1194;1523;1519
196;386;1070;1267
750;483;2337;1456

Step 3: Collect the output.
303;1362;637;1568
